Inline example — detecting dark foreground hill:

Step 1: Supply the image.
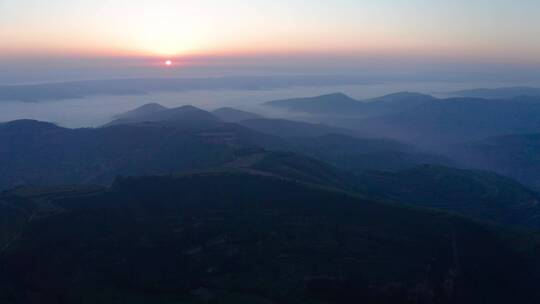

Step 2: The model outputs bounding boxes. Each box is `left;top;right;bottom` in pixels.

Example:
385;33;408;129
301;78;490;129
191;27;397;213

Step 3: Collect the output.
1;172;539;304
354;165;540;228
238;152;540;229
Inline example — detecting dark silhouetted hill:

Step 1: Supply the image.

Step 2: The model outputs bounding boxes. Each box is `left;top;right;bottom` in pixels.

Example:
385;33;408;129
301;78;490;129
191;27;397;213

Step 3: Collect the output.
213;150;540;229
0;172;538;303
355;165;540;228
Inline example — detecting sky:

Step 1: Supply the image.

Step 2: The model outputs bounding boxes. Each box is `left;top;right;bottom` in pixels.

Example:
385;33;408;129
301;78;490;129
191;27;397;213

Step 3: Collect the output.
1;0;540;83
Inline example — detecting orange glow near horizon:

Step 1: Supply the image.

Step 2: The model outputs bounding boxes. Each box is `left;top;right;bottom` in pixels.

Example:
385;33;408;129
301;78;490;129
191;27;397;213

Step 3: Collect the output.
2;35;539;69
1;1;539;65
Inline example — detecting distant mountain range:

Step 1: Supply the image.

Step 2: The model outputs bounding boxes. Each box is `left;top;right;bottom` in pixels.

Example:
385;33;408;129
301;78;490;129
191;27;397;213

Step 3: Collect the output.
0;103;449;190
263;92;540;191
265;92;436;118
105;104;221;128
265;92;540;148
448;86;540;99
265;93;363;114
0;75;379;102
106;103;350;137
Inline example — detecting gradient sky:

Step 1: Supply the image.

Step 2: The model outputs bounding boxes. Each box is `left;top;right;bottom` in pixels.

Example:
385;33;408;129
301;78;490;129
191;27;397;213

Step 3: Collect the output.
1;0;540;84
1;0;539;58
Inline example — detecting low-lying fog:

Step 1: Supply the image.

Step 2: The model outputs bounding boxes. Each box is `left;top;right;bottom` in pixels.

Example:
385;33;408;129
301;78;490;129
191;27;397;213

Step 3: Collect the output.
0;80;536;128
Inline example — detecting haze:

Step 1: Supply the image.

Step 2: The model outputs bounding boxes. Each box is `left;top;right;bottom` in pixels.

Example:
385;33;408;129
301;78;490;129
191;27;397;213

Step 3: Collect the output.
5;2;540;302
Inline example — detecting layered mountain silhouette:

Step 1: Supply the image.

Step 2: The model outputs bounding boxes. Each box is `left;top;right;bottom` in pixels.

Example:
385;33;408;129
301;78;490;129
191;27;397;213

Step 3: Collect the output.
265;92;540;148
1;115;537;230
0;103;454;190
3;91;540;303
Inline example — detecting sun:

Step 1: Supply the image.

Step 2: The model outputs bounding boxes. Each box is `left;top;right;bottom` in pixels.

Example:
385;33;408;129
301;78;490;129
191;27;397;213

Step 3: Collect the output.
165;60;172;66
